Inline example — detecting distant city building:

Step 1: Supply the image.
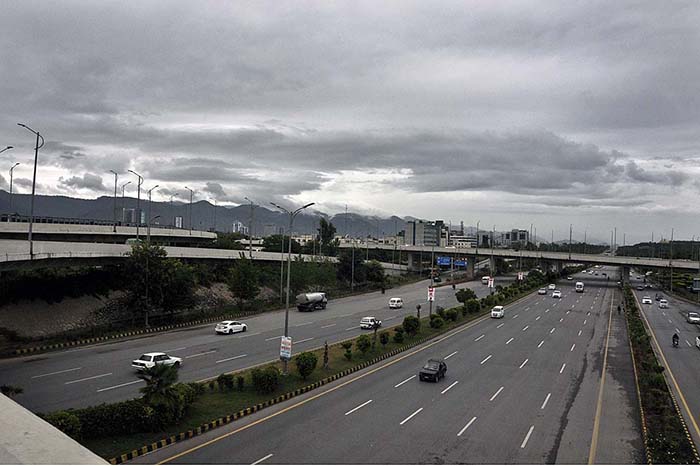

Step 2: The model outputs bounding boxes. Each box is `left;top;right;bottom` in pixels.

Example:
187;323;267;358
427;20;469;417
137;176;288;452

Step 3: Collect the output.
122;208;135;223
405;220;448;247
232;221;249;235
174;216;183;229
500;229;529;247
262;223;282;237
449;234;477;248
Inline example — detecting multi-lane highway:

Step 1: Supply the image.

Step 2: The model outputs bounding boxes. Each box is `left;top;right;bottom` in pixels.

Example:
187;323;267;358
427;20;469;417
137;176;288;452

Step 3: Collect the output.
0;276;508;413
630;274;700;448
134;268;642;464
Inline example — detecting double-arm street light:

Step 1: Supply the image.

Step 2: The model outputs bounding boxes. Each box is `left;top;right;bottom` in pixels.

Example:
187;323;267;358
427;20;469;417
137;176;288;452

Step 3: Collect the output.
147;185;159;243
244;197;259;259
184;186;195;233
17;123;44;258
128;170;144;239
9;162;19;212
109;170;118;232
270;201;315;374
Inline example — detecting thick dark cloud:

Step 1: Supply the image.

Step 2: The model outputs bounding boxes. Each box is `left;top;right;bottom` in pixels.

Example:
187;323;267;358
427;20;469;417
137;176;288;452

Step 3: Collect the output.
58;172;107;191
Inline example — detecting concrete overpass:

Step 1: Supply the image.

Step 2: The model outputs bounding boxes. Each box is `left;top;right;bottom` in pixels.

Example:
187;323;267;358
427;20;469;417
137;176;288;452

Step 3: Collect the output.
339;242;700;274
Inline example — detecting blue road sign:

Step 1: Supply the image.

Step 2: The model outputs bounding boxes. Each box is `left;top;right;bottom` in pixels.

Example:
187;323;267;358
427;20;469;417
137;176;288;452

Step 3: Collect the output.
436;256;452;266
455;259;467;267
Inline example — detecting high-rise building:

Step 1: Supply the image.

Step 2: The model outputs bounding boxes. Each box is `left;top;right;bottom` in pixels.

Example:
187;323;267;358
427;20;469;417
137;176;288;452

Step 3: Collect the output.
233;221;249;235
405;220;447;246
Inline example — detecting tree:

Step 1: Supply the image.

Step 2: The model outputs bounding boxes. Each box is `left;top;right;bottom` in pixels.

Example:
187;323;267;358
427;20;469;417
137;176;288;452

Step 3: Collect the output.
379;331;390;348
318;218;339;256
227;258;260;308
356;334;371;355
295;352;318;380
403;315;421;336
337;249;366;283
138;364;179;408
214;232;246;250
446;309;459;322
393;327;405;343
365;260;386;286
455;288;477;307
341;341;353;360
323;340;329;369
465;298;481;314
429;315;445;329
262;234;301;254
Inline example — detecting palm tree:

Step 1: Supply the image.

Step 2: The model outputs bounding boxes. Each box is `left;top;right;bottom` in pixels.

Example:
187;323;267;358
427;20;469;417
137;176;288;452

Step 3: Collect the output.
138;364;179;407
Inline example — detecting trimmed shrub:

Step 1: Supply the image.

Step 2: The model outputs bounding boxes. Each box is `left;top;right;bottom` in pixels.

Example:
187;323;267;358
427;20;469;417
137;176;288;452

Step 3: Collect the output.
436;306;446;319
217;373;235;391
466;299;481;314
402;315;421;336
71;399;157;439
341;341;353;360
356;334;371;355
393;327;405;343
44;411;82;440
379;331;390;347
445;309;459;322
429;315;445;329
251;366;280;395
295;352;318;380
188;382;205;397
236;376;245;391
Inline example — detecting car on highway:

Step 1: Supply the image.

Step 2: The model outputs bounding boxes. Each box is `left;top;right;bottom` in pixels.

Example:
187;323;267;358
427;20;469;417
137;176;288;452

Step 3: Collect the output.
552;290;562;298
687;312;700;324
655;294;662;301
659;299;669;309
481;276;490;285
567;276;573;280
642;296;652;304
389;297;404;309
538;288;547;295
637;285;645;291
490;305;505;318
696;336;700;349
131;352;182;371
548;283;556;290
360;316;382;329
419;358;447;382
215;320;248;335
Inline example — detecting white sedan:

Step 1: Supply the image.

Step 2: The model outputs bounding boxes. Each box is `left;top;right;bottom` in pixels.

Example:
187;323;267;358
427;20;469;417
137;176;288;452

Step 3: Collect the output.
215;320;248;335
552;290;562;298
548;284;556;290
132;352;182;371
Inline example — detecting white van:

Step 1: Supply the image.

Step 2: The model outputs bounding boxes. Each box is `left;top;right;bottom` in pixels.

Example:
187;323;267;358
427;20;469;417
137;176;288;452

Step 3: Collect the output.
575;282;584;293
482;276;490;285
491;306;505;319
389;297;403;309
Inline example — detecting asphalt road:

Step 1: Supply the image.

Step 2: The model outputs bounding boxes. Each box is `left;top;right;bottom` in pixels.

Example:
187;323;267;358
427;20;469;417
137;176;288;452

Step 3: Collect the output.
0;275;513;413
630;273;700;449
137;267;641;464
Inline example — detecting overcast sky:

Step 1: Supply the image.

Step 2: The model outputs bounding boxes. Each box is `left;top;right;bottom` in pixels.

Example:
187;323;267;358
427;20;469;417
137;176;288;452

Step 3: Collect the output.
1;1;699;243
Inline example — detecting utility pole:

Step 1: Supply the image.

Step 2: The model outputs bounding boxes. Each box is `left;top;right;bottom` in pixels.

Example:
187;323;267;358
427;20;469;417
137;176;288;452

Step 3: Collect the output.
17;124;44;258
109;170;118;232
128;170;144;239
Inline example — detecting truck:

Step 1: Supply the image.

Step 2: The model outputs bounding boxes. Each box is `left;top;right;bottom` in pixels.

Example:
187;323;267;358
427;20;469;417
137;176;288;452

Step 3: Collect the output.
575;282;584;293
296;292;328;312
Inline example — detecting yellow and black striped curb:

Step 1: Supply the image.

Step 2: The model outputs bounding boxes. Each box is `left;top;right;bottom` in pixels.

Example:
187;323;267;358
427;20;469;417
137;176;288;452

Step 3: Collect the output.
107;287;541;464
667;383;700;463
10;309;268;358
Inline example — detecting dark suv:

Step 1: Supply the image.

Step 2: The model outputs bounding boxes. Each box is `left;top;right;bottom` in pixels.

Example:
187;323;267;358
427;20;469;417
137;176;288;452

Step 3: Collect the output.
419;359;447;382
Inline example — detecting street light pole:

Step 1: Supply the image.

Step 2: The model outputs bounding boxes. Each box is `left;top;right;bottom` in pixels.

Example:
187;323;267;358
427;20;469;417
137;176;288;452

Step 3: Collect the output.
271;201;315;374
9;162;19;212
17;124;44;258
127;170;144;239
0;146;12;156
147;185;159;243
244;197;258;259
109;170;118;232
184;186;194;233
120;181;131;223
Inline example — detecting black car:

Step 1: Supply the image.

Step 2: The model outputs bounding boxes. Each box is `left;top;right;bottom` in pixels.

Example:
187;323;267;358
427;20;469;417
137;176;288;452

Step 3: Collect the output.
433;276;442;283
419;359;447;382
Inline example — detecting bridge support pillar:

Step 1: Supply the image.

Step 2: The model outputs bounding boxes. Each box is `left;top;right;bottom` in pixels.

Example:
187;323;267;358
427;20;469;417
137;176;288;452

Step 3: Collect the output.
622;265;630;283
406;252;419;272
489;256;496;275
555;261;563;276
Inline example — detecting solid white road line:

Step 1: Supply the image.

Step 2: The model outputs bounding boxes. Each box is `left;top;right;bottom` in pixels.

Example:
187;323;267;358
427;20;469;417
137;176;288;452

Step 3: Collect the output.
252;453;273;465
522;325;529;331
497;323;505;328
445;351;458;360
521;425;535;448
65;372;112;385
216;354;247;364
578;330;582;336
541;393;551;410
458;417;477;436
264;335;283;341
519;359;529;369
538;340;544;348
441;381;459;394
570;344;576;352
97;379;142;392
294;322;314;327
489;386;504;401
474;334;485;342
394;375;416;388
480;355;492;365
344;399;373;415
560;363;566;374
550;327;556;334
535;316;541;321
506;337;514;345
400;407;424;425
186;350;217;359
320;324;336;329
32;367;82;379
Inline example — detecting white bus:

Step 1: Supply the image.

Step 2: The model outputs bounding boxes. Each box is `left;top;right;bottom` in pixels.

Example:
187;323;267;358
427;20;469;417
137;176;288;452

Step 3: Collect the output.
575;282;584;293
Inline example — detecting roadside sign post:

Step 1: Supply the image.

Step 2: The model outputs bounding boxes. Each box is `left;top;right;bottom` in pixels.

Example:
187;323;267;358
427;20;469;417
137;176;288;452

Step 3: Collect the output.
428;286;435;316
488;277;494;294
280;336;292;361
518;272;524;281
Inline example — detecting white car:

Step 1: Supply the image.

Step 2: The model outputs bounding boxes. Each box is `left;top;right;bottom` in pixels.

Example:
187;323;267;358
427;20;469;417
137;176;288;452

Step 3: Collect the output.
360;316;382;329
642;296;652;305
548;284;556;290
215;320;248;335
389;297;404;309
491;306;505;318
696;336;700;349
552;290;562;298
131;352;182;371
687;312;700;324
659;299;669;309
538;288;547;295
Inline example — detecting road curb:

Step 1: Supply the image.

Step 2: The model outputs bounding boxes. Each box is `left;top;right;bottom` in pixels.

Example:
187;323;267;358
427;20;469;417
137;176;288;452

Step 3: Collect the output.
106;285;541;464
